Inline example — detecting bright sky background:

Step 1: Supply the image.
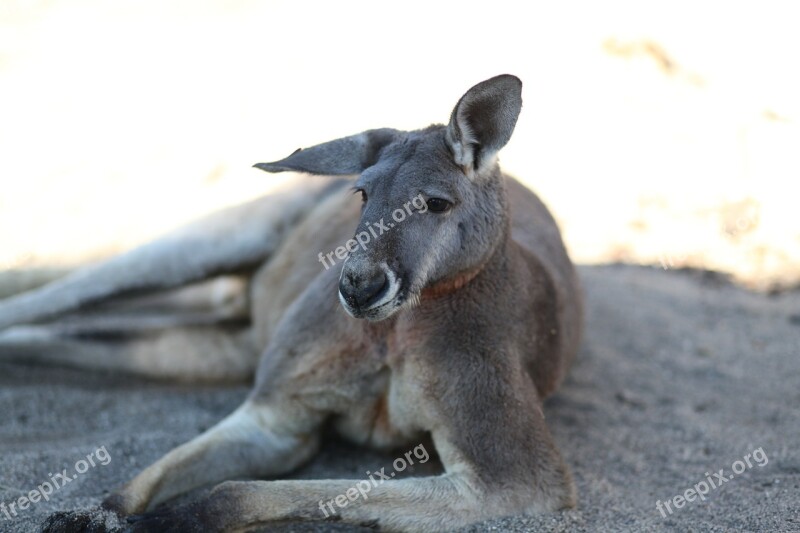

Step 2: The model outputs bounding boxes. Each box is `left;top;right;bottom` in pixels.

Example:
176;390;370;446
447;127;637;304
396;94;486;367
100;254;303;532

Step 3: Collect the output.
1;1;798;288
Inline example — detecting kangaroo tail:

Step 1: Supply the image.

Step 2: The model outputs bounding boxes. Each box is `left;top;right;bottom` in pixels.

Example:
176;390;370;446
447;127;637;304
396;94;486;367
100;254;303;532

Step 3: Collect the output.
0;176;347;331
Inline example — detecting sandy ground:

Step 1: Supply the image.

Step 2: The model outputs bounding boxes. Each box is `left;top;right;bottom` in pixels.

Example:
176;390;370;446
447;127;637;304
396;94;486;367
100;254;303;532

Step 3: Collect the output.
1;264;798;532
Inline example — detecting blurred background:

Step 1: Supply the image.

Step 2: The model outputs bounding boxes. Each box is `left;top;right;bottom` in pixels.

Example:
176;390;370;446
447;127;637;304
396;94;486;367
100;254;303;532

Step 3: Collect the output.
1;0;798;290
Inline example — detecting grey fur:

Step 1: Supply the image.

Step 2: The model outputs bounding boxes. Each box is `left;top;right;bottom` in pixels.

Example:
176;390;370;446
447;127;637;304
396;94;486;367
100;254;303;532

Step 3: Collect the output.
254;128;401;175
446;74;523;174
0;180;339;332
13;74;583;532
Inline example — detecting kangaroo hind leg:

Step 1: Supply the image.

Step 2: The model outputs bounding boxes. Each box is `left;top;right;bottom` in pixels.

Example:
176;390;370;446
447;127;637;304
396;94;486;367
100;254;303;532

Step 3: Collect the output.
0;324;256;383
0;274;258;382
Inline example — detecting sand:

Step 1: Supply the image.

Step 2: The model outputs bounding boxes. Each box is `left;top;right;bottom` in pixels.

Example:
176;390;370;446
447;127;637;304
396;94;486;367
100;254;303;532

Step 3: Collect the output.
1;264;797;532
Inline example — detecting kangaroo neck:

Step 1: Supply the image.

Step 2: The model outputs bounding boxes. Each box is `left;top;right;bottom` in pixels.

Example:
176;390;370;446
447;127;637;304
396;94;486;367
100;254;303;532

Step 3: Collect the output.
420;212;512;301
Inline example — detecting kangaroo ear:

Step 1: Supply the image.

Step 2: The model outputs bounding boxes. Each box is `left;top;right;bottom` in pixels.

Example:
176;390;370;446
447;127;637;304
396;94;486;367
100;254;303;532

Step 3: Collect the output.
254;128;401;175
445;74;522;177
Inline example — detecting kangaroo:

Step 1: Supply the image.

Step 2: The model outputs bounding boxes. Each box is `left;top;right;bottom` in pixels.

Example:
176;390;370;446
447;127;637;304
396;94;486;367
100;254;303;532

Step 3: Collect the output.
0;74;583;532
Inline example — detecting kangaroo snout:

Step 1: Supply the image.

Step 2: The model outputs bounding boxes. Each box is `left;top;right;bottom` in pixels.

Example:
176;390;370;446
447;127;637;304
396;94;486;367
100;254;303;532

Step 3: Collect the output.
340;268;387;309
338;262;400;320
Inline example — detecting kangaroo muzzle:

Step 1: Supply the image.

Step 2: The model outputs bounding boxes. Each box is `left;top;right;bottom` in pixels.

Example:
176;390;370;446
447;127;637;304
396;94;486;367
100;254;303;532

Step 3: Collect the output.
338;262;400;320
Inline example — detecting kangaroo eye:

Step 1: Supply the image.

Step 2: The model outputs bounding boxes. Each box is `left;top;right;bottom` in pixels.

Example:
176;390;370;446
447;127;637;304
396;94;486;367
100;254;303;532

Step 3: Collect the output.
426;198;452;213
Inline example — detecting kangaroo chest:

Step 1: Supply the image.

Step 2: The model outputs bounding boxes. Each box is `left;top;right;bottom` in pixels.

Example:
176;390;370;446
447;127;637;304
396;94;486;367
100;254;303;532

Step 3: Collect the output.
333;346;434;450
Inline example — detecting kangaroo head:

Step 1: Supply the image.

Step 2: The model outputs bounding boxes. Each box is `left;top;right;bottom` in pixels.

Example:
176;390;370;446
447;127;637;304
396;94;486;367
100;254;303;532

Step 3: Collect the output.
255;74;522;321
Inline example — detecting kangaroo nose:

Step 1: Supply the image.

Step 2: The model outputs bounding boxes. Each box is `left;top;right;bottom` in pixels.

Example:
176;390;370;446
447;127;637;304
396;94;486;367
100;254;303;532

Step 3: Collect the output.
339;269;388;310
